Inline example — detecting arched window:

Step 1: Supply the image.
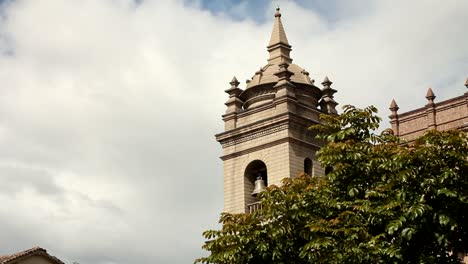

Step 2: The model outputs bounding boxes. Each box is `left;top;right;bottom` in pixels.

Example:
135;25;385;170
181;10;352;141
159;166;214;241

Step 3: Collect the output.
304;158;312;176
244;160;267;212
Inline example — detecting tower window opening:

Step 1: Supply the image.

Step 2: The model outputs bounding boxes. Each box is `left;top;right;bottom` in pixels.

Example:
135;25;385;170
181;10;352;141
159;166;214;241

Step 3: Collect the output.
304;158;312;176
244;160;268;213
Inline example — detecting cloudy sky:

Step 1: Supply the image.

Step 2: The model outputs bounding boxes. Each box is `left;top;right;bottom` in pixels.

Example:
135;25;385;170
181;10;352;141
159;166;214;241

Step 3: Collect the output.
0;0;466;263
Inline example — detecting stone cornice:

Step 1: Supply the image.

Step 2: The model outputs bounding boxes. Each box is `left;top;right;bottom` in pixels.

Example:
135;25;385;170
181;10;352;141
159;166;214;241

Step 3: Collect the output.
216;112;289;141
397;94;467;121
220;136;322;161
220;137;289;160
216;111;322;146
218;99;324;139
220;122;288;148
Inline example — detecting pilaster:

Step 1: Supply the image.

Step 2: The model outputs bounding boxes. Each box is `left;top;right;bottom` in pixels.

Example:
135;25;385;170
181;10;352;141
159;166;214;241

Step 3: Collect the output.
389;99;400;136
425;88;437;130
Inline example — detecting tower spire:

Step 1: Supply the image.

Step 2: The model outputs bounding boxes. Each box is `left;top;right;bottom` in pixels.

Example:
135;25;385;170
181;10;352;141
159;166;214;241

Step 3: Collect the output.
267;7;292;64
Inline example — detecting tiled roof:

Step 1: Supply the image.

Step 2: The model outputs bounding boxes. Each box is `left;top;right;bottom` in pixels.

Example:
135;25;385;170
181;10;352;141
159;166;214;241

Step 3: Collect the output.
0;247;64;264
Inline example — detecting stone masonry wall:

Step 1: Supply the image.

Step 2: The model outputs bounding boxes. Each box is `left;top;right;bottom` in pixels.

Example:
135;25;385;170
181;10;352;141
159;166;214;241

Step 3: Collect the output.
289;142;323;178
223;141;291;213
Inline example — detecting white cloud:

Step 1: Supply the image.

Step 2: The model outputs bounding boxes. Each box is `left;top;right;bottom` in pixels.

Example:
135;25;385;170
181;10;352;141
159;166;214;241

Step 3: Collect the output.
0;0;466;263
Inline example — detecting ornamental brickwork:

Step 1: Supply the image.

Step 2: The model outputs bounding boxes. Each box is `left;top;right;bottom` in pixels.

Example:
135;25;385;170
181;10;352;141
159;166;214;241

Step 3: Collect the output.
389;80;468;141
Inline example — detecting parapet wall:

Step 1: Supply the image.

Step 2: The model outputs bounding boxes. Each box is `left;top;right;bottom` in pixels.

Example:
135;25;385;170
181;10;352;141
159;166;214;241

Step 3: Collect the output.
389;87;468;142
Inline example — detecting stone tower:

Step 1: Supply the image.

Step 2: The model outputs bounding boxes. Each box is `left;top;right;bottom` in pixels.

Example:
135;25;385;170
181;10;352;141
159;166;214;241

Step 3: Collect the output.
215;8;338;214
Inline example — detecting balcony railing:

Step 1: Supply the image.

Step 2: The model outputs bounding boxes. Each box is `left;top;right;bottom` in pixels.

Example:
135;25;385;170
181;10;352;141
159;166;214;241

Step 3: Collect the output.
246;201;262;214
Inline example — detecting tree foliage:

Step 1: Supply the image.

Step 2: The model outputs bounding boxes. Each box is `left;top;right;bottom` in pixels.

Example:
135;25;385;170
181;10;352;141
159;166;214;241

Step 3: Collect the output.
197;105;468;264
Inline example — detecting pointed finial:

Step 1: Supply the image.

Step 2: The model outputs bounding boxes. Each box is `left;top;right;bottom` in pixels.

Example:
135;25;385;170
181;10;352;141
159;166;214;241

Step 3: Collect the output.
465;78;468;88
275;7;281;18
229;76;240;88
389;99;399;112
320;78;338;114
269;8;288;44
225;76;242;95
321;76;332;87
267;5;291;63
425;87;436;103
320;76;338;114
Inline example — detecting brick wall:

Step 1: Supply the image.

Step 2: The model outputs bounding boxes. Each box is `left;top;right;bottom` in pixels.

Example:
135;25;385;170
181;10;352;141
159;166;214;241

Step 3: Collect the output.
390;90;468;141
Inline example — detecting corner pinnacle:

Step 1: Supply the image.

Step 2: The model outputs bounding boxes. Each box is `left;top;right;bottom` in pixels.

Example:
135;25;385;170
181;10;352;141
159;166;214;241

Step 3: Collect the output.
321;76;332;87
389;99;399;112
230;76;240;87
425;87;436;103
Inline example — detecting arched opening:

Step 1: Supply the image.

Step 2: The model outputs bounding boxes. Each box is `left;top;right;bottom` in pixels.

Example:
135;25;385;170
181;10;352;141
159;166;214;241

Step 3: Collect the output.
244;160;267;212
304;158;313;176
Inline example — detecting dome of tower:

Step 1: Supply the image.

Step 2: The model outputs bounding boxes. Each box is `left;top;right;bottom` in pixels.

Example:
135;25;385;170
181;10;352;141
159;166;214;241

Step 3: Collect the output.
246;63;314;88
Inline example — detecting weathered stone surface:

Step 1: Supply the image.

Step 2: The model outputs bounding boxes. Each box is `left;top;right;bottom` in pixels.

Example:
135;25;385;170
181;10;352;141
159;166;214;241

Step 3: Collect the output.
216;8;335;213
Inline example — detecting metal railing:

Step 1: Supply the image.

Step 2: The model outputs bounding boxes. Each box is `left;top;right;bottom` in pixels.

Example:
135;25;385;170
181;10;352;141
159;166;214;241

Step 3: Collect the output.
246;201;262;214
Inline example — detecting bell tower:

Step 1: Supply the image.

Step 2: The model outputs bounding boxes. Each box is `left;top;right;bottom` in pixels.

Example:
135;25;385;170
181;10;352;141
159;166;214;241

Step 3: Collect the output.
215;8;338;213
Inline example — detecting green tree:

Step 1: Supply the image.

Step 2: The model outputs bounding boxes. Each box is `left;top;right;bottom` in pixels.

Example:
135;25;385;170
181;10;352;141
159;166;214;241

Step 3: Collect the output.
197;105;468;264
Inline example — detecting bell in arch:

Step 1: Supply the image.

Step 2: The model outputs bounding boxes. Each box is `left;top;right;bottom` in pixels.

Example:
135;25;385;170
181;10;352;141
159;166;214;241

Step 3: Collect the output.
252;175;267;197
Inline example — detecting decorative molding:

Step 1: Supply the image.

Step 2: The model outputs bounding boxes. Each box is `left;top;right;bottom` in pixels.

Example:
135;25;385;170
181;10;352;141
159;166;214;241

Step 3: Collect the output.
220;122;288;148
397;95;466;120
220;136;322;161
216;113;289;140
221;137;289;160
217;111;322;146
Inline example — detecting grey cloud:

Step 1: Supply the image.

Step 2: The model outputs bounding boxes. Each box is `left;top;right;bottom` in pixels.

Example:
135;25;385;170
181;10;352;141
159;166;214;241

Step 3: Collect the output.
0;163;64;197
